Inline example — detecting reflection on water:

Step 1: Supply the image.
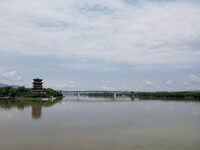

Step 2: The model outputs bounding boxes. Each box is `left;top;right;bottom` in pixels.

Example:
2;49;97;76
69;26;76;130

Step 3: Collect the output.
0;96;200;150
0;99;61;120
32;105;42;119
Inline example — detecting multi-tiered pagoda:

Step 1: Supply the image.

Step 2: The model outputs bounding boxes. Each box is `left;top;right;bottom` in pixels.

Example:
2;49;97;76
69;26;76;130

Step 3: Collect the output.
32;78;43;92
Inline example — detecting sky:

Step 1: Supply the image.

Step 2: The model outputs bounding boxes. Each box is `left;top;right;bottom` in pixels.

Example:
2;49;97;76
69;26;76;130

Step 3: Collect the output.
0;0;200;91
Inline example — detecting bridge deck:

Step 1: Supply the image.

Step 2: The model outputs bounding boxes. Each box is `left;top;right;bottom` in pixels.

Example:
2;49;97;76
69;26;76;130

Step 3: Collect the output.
62;91;134;100
62;91;133;93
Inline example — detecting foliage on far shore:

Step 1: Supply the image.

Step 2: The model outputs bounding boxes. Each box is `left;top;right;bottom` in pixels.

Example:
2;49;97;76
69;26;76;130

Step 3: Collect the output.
81;91;200;100
135;91;200;99
0;86;63;99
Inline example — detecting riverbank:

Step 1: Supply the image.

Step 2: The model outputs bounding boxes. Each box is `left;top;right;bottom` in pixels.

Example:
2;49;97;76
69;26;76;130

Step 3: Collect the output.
16;96;63;101
0;97;16;101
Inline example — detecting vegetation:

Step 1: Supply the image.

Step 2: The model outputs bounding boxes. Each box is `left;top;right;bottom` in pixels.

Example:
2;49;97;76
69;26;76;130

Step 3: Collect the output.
80;92;131;97
82;92;115;97
0;86;63;101
82;91;200;100
135;91;200;99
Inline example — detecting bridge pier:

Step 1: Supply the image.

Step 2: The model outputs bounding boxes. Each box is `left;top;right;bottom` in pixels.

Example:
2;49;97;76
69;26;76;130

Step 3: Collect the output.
113;92;117;100
62;91;134;101
131;92;134;100
77;92;80;100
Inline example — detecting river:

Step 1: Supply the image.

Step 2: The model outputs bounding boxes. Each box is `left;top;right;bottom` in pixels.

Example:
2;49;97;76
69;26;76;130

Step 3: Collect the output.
0;95;200;150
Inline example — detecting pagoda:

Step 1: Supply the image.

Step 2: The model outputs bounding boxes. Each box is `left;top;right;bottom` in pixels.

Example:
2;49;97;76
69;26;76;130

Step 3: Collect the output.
32;78;43;92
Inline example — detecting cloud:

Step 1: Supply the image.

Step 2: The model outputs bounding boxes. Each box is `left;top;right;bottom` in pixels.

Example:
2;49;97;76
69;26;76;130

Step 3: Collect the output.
182;75;200;90
183;75;200;86
144;80;154;86
0;0;200;91
101;80;109;84
140;79;157;91
68;81;74;84
189;75;200;85
0;0;200;71
101;86;110;90
0;70;21;84
101;80;110;90
45;80;76;90
166;80;173;86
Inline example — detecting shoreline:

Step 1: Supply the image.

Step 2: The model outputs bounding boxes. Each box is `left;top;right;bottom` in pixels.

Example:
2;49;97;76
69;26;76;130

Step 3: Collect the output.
0;96;63;102
78;91;200;101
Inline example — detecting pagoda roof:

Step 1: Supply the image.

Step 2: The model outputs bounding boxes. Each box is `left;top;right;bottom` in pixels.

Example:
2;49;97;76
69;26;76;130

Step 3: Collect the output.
33;78;43;81
32;82;43;84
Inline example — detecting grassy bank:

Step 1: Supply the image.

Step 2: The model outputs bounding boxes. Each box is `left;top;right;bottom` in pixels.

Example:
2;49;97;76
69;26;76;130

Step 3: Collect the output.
16;97;43;101
16;97;63;101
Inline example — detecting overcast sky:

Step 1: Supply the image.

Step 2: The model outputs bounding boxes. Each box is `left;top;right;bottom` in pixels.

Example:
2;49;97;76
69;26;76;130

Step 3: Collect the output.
0;0;200;91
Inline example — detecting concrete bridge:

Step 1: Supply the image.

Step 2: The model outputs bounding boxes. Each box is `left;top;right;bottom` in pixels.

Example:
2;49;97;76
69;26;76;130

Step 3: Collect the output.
62;91;135;100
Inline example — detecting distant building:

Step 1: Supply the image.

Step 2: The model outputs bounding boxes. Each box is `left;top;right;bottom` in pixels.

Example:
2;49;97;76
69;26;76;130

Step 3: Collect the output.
32;78;43;92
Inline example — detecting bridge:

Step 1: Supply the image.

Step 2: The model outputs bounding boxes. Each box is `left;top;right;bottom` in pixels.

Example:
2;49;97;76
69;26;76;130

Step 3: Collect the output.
62;91;135;100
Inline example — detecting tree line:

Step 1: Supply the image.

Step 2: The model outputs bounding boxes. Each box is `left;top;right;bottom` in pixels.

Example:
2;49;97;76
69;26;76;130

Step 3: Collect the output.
81;91;200;100
0;86;63;98
135;91;200;99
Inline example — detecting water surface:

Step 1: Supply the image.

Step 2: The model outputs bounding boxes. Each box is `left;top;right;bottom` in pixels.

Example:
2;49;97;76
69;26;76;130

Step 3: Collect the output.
0;95;200;150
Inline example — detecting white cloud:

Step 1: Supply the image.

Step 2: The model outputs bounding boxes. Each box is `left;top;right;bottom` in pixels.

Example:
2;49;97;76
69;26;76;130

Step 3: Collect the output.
182;75;200;90
166;80;173;86
101;86;110;90
45;80;76;90
140;79;157;91
101;80;109;84
189;75;200;85
68;81;74;84
0;0;200;70
144;80;154;86
101;80;110;90
0;0;200;91
0;70;21;85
